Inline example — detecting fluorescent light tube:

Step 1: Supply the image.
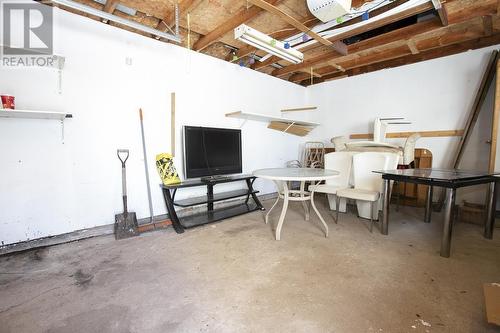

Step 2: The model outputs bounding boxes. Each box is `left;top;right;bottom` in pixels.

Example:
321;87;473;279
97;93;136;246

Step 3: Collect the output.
234;25;303;64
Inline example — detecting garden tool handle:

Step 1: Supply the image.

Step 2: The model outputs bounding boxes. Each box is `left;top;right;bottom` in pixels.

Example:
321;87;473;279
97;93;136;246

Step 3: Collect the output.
117;149;129;213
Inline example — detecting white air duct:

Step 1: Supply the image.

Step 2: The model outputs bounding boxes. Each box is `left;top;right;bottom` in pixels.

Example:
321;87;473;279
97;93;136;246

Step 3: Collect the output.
307;0;352;23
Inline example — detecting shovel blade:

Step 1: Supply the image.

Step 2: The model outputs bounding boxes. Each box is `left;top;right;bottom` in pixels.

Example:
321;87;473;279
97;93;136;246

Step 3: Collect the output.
114;212;139;240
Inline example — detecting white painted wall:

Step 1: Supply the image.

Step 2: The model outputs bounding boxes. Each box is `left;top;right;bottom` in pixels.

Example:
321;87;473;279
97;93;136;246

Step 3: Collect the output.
1;3;499;246
306;45;500;204
0;6;307;245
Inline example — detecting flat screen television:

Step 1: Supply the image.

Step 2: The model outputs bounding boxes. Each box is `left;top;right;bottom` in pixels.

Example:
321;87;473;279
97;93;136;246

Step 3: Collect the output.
183;126;242;179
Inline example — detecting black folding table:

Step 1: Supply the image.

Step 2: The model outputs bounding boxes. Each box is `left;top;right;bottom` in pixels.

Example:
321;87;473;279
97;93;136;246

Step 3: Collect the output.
375;169;498;257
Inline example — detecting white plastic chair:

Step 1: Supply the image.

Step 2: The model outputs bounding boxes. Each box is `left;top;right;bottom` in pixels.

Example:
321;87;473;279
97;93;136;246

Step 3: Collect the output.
308;152;354;215
336;152;390;232
356;152;399;218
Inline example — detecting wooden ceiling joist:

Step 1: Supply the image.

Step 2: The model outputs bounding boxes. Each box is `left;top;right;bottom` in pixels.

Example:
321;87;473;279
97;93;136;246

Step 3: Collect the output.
247;0;337;48
431;0;449;26
155;0;202;35
193;0;282;52
101;0;118;23
272;1;435;77
300;33;500;85
277;0;498;79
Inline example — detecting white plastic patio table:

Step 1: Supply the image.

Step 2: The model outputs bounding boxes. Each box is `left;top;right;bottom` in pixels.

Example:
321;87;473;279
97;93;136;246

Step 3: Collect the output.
253;168;340;240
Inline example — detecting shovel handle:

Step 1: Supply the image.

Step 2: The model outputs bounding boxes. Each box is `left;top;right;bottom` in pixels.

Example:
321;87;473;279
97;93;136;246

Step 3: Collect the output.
117;149;129;213
117;149;129;167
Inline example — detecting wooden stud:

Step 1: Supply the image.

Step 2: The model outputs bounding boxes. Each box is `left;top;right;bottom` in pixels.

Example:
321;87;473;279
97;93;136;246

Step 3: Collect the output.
349;130;465;140
489;59;500;172
171;92;176;157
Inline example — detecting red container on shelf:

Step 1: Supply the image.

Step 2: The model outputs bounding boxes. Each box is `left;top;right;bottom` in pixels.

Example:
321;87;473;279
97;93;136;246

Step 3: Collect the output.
1;95;15;109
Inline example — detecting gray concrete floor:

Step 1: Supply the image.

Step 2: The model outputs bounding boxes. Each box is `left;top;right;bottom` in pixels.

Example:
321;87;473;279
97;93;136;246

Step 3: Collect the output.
1;198;499;333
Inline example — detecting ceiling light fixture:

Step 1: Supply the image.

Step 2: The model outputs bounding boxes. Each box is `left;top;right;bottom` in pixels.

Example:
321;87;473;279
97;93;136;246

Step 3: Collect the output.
234;24;304;64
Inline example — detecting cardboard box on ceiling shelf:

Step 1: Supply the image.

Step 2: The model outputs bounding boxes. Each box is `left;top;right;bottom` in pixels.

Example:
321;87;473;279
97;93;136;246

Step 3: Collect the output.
484;283;500;326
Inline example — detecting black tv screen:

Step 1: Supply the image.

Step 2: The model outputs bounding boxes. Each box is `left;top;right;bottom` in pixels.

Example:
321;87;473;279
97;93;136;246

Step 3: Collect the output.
183;126;242;178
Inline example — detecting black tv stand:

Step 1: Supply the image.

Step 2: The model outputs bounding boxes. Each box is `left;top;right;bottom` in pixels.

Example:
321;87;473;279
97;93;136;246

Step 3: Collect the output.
161;174;264;234
200;175;230;182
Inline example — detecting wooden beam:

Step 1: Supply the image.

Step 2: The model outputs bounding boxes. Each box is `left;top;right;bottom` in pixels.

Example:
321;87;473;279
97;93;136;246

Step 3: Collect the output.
431;0;449;26
300;34;500;85
194;0;281;51
101;0;118;23
247;0;335;48
234;0;407;64
454;50;499;169
272;2;435;76
489;58;500;172
349;130;465;140
483;15;494;36
299;16;496;84
155;0;202;33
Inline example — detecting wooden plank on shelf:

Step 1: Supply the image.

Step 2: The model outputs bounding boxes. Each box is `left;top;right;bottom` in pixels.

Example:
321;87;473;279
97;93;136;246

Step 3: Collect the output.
268;121;312;136
281;106;317;112
225;111;320;127
349;130;464;140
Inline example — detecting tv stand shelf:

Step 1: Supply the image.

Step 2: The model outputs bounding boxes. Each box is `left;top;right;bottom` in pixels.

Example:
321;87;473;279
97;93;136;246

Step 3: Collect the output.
161;174;264;233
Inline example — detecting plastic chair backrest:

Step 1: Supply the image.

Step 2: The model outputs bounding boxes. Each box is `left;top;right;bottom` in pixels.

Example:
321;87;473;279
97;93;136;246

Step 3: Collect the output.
324;152;354;187
403;133;421;165
352;152;388;191
382;153;399;170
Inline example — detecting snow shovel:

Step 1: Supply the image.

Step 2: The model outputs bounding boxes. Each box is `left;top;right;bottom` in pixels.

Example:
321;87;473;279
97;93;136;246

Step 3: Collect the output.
115;149;139;240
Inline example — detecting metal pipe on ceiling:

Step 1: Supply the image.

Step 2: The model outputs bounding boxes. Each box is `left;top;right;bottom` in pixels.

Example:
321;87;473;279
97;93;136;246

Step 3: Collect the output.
50;0;182;43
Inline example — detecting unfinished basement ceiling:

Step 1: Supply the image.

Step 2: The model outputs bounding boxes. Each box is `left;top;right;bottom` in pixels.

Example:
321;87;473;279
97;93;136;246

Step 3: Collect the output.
46;0;500;86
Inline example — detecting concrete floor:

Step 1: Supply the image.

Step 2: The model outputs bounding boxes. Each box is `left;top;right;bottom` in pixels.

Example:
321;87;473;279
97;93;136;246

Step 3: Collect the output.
1;198;499;333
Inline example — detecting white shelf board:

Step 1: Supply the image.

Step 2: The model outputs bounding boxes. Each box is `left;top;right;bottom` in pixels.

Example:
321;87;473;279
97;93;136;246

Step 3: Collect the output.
225;111;319;127
0;109;72;120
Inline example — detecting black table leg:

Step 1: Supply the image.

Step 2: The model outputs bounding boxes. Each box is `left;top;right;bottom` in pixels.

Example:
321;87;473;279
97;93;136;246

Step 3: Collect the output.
207;184;214;211
382;179;390;235
440;188;456;258
485;181;498;239
162;188;184;234
424;186;433;223
246;178;265;210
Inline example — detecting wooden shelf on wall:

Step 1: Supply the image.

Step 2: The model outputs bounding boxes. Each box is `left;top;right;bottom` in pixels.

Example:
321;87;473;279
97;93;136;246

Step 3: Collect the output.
225;111;318;137
350;129;464;140
0;109;72;120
